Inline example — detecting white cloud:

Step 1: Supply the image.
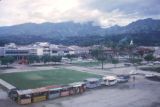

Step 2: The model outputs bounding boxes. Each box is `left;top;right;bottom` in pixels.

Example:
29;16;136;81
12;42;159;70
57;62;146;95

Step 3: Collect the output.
0;0;159;27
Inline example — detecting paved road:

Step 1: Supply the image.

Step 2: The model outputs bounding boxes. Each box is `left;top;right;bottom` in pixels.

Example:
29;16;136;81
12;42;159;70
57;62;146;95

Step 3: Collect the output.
64;65;160;76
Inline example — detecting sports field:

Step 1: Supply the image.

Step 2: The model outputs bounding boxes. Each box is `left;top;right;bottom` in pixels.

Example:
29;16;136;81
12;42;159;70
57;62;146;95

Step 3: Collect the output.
0;68;100;89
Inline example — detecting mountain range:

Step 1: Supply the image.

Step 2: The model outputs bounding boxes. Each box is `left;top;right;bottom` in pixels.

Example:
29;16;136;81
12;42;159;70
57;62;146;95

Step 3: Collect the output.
0;18;160;46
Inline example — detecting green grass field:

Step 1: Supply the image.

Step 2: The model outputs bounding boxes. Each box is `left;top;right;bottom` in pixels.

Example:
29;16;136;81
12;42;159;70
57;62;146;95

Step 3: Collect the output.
0;68;100;89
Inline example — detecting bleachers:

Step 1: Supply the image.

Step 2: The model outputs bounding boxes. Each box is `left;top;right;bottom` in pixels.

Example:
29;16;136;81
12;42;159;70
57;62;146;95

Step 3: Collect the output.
0;79;16;92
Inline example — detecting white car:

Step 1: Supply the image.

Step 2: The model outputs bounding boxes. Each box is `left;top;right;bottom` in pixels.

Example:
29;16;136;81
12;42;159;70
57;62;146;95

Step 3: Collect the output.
117;75;130;83
145;74;155;78
102;76;117;86
153;61;160;65
148;63;154;66
129;71;137;75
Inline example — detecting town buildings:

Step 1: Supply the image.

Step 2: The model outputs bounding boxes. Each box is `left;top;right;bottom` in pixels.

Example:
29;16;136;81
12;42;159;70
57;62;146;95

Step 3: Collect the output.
1;42;159;63
0;42;90;58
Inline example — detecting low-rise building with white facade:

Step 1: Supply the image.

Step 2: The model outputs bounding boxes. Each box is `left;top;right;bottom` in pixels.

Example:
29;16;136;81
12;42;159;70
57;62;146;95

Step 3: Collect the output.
0;42;90;58
68;46;90;55
153;47;160;59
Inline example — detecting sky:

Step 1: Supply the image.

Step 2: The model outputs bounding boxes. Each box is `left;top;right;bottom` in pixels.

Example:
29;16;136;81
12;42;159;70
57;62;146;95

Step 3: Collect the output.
0;0;160;27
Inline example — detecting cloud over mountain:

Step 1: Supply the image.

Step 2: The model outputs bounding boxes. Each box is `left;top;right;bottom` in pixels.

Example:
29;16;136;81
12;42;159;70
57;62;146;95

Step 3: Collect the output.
0;0;160;27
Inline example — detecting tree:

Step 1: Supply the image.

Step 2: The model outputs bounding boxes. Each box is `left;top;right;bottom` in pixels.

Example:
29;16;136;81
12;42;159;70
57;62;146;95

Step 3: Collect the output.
130;58;142;71
65;54;77;62
90;45;107;69
144;54;155;62
137;50;145;58
111;58;119;68
41;55;51;63
27;55;40;64
0;57;2;65
130;58;142;64
51;56;62;63
1;56;15;67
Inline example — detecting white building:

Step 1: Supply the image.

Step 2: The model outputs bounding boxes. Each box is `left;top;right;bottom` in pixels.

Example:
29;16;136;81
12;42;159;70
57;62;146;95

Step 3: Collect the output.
50;45;71;56
30;42;50;56
0;42;90;57
153;47;160;58
4;47;29;57
68;46;89;55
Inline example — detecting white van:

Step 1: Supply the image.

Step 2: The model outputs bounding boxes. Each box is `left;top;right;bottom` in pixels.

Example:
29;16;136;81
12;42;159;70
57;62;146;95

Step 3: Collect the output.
102;76;117;86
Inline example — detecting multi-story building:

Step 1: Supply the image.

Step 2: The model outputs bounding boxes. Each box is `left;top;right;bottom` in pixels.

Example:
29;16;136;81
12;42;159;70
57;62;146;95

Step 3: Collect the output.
68;46;89;54
50;45;72;56
3;43;29;57
4;48;29;56
32;42;50;56
0;42;90;58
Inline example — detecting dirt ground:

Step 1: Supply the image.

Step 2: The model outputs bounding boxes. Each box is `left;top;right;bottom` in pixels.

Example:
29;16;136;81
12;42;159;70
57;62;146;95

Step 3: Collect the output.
0;63;160;107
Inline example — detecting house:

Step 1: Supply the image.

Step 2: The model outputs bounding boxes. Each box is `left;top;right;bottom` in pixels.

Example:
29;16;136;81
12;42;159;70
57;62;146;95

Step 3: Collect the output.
136;46;155;57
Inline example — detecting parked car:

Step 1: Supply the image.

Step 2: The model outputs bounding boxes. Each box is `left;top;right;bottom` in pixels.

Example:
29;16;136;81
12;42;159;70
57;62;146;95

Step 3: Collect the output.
129;71;137;75
153;61;160;65
124;63;132;66
141;61;148;65
148;63;154;66
145;74;160;82
102;76;117;86
145;74;156;78
84;78;101;89
117;75;130;83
